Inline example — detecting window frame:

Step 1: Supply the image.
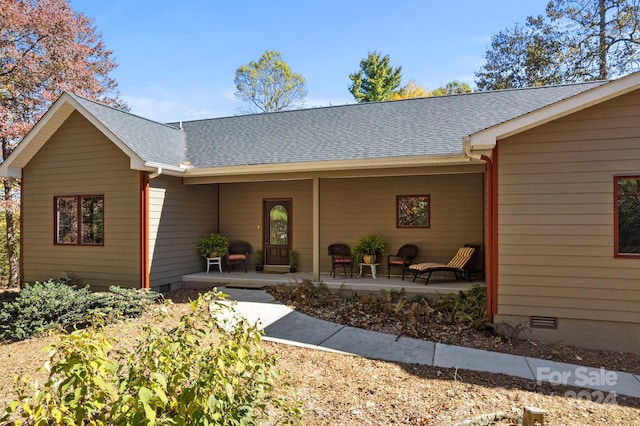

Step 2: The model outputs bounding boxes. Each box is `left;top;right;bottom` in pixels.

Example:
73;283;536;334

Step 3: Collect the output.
614;175;640;258
54;194;104;246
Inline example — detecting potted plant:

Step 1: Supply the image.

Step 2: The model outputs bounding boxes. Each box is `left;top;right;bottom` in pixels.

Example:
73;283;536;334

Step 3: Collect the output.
255;249;263;271
289;250;297;273
351;234;387;264
196;233;229;258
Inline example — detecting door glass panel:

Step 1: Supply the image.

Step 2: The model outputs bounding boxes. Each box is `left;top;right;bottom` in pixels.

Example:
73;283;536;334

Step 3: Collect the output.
269;204;288;245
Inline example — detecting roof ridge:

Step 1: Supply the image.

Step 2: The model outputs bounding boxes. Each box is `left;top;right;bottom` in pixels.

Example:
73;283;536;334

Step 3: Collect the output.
176;80;608;125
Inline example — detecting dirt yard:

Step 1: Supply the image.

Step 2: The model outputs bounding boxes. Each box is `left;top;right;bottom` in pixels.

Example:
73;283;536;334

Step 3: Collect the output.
1;287;639;425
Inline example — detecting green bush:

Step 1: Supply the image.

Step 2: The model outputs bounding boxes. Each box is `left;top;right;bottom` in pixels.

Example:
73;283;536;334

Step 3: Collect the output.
0;281;162;342
3;291;303;425
434;285;487;327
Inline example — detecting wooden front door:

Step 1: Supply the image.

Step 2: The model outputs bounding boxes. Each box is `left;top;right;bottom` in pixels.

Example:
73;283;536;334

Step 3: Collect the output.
264;200;291;265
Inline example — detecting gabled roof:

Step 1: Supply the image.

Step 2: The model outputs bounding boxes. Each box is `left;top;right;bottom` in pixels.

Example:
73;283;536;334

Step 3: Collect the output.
70;94;186;168
7;73;640;178
0;92;186;178
467;71;640;154
180;81;605;169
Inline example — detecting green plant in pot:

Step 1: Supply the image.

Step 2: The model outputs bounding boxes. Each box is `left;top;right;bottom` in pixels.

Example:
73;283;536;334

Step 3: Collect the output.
289;250;297;273
255;249;263;271
351;234;387;264
196;233;229;258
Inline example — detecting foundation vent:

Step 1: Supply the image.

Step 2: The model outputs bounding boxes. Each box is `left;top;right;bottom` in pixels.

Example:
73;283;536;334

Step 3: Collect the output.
530;316;558;329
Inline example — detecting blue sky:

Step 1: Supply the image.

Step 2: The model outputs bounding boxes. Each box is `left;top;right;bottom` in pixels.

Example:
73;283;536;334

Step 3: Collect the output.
68;0;550;123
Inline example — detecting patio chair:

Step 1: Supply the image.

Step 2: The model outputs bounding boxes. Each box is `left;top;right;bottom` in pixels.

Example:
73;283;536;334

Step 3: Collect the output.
409;246;476;285
227;241;250;273
328;243;353;278
387;244;419;280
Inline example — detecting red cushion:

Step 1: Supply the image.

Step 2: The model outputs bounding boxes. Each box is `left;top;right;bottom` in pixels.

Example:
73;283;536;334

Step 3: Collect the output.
334;259;351;263
389;260;406;265
228;254;246;260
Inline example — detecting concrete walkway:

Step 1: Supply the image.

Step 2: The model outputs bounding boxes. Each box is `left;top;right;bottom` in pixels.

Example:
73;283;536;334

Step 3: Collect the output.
220;287;640;400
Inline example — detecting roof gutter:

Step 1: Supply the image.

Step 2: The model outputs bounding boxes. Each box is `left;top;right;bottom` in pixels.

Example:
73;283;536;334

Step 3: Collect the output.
143;161;190;177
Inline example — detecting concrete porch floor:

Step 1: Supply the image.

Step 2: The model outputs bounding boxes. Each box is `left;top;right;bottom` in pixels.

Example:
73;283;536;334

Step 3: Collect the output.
182;269;485;298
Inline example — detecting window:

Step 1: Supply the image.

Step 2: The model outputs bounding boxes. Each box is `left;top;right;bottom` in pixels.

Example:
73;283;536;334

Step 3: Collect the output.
269;204;288;245
615;176;640;256
55;195;104;245
396;195;430;228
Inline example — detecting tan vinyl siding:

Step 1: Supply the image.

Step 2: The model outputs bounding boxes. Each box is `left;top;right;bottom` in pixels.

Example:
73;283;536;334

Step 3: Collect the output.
148;176;218;290
497;89;640;324
319;174;484;275
218;180;313;271
218;175;483;275
22;111;140;290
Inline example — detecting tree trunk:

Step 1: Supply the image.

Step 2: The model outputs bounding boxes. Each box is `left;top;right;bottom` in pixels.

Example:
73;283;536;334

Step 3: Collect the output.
3;178;20;288
2;136;21;288
598;0;608;79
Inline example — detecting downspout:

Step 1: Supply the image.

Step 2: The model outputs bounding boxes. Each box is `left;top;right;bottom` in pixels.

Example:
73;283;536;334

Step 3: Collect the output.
148;167;163;180
464;138;497;322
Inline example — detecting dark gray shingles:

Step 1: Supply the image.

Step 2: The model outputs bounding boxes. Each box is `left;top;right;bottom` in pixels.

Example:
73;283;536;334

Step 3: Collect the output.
70;94;186;167
182;81;606;168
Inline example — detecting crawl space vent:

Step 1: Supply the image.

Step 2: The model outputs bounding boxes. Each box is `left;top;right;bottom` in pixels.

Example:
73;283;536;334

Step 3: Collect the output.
530;316;558;329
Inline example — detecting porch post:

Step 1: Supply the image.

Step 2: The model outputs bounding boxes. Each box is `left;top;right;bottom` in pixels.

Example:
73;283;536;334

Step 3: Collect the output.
313;177;320;281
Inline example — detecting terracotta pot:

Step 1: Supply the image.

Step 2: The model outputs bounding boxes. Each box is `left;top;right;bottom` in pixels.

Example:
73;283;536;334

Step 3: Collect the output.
363;254;375;264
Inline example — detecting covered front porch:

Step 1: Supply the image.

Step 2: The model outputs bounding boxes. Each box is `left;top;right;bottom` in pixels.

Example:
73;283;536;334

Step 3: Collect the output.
182;269;485;299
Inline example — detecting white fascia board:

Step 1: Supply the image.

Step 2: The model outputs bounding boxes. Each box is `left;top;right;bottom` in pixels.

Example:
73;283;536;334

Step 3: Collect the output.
0;92;149;177
468;72;640;149
0;94;75;177
183;154;478;178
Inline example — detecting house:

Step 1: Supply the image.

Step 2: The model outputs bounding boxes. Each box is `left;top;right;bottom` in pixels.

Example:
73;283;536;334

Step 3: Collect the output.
2;72;640;353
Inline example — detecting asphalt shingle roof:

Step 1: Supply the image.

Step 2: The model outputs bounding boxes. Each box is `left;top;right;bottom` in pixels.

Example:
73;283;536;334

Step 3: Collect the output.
180;81;605;168
70;94;186;167
70;81;606;169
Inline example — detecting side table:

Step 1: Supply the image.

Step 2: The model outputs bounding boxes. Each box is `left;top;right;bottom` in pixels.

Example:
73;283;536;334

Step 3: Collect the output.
206;257;223;273
358;263;380;279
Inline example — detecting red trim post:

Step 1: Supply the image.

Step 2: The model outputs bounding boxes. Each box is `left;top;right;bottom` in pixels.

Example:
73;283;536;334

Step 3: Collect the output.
482;150;498;322
140;172;150;289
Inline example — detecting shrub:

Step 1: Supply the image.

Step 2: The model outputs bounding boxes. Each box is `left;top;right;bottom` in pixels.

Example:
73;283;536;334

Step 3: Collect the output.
3;291;303;425
434;285;487;327
0;281;162;342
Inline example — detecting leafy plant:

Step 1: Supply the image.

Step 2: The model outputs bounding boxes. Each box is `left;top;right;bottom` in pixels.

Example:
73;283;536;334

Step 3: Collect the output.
196;232;229;258
351;234;388;263
0;281;162;342
289;250;297;272
434;285;487;327
3;291;304;425
255;249;263;270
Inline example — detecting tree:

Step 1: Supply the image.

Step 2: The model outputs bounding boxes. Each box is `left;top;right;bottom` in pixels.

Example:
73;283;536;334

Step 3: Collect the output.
430;80;473;96
234;50;307;113
476;1;640;90
1;0;123;287
389;80;430;100
348;51;403;102
475;16;565;90
546;0;640;80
